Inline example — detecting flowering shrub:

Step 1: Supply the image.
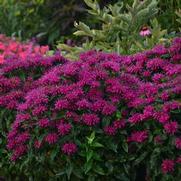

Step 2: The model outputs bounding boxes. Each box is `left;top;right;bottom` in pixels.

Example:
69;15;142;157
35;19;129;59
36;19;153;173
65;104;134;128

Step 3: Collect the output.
0;42;67;178
0;34;49;64
5;38;181;180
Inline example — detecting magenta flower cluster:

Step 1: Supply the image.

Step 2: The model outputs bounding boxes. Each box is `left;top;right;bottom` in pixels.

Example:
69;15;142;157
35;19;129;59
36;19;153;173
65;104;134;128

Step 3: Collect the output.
0;37;180;177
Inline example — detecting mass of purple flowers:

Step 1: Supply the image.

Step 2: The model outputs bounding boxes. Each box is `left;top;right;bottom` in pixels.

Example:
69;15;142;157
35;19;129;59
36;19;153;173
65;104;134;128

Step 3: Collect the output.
0;37;180;178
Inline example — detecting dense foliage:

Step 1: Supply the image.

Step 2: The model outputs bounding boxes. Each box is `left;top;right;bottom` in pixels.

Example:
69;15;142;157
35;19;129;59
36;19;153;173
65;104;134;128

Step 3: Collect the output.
0;36;180;180
0;0;180;180
0;0;180;45
0;0;114;45
58;0;170;60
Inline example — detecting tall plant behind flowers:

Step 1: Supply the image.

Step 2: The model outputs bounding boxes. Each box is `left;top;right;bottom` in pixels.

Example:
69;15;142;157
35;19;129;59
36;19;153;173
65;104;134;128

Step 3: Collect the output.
5;38;181;180
58;0;170;60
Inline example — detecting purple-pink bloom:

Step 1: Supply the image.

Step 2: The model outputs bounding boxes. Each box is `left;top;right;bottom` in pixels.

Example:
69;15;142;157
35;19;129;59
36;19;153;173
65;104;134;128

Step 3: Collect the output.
161;159;175;174
139;26;151;37
38;118;50;128
45;133;58;144
104;126;117;136
55;99;69;110
129;130;148;143
61;142;77;155
164;121;178;135
82;113;100;126
57;123;72;136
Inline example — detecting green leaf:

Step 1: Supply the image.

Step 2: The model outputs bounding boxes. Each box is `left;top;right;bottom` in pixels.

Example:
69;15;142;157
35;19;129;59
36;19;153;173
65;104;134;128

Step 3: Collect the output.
84;0;99;11
91;142;104;148
94;165;105;175
66;163;73;180
116;110;122;119
93;152;102;161
109;142;118;153
74;30;90;36
86;150;93;162
50;147;59;161
134;152;148;166
88;175;96;181
102;117;111;127
56;170;65;176
87;131;95;144
73;169;84;179
122;141;128;153
123;164;130;175
84;160;93;174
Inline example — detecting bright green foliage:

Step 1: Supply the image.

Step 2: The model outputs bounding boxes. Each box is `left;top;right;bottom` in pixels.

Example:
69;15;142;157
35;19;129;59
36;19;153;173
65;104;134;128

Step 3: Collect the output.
58;0;170;60
0;0;45;40
175;9;181;32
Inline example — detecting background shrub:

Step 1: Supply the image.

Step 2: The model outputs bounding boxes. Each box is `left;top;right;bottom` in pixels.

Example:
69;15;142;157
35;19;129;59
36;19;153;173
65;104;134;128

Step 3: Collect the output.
0;0;180;46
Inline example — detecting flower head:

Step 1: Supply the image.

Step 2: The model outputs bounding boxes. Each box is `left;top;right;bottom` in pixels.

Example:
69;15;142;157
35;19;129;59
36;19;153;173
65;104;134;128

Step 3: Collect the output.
139;26;151;37
164;121;178;135
61;142;77;155
161;159;175;174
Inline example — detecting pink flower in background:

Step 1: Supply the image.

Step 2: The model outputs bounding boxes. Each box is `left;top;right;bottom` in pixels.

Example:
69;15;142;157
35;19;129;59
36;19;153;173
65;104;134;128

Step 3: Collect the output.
139;26;151;37
0;34;49;65
0;55;4;64
161;159;175;174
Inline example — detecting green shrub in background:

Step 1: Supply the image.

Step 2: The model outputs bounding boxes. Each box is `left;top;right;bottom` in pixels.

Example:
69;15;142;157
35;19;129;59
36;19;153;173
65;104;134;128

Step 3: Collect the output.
0;0;180;46
0;0;116;45
58;0;171;60
0;0;45;40
176;9;181;32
